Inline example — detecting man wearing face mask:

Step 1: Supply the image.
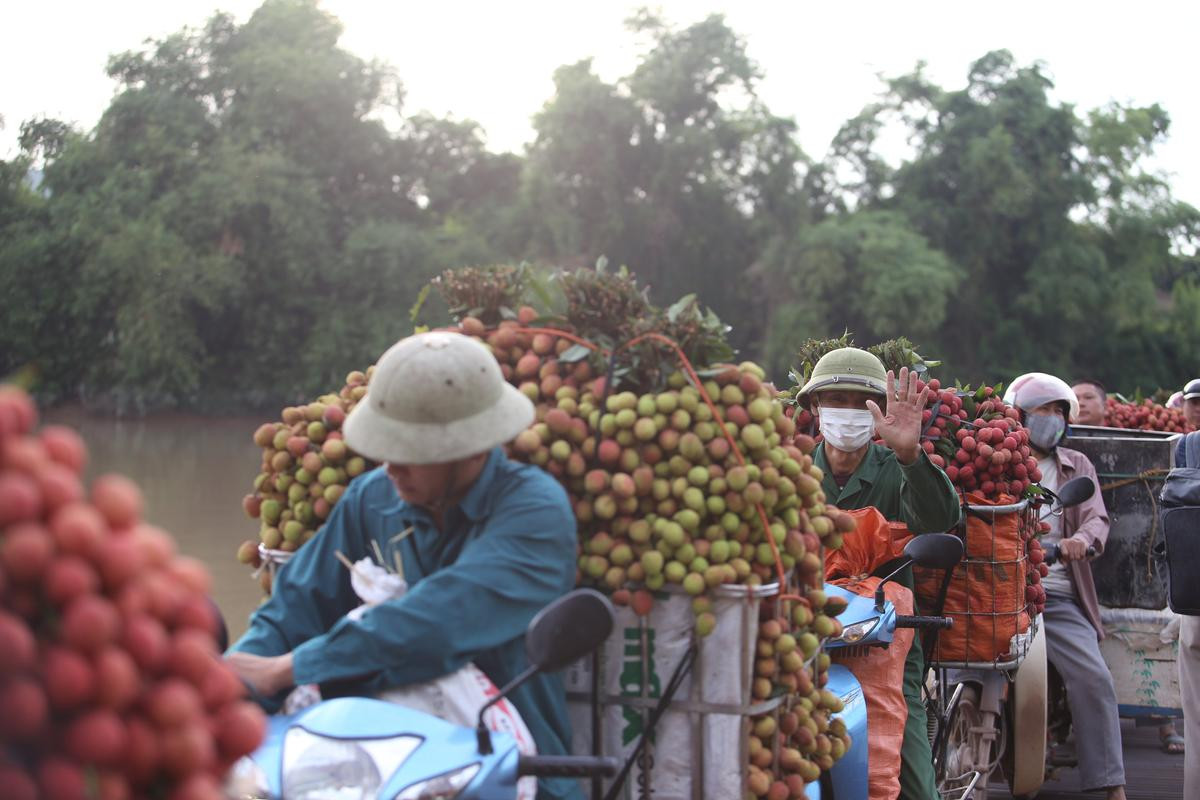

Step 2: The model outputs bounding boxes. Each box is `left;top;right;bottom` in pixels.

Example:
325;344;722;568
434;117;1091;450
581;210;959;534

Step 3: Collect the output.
797;347;961;800
1004;373;1127;800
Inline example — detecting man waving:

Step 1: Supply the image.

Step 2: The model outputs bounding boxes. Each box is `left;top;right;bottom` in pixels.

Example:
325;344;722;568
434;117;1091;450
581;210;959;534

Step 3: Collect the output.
798;347;961;800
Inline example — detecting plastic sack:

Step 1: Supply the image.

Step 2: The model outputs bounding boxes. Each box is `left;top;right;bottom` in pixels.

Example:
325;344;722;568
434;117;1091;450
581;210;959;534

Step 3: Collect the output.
915;493;1030;663
827;576;914;800
825;506;913;580
378;668;538;800
346;557;407;619
1097;605;1183;713
564;584;776;800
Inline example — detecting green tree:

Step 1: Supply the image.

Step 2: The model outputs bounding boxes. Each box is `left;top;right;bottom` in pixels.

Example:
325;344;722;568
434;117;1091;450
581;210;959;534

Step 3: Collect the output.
761;211;960;376
522;12;805;354
768;50;1200;393
4;0;518;410
0;147;63;392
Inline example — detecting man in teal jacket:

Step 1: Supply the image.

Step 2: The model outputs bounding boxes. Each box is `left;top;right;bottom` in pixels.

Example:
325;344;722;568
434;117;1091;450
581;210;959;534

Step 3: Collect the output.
227;331;582;800
799;348;961;800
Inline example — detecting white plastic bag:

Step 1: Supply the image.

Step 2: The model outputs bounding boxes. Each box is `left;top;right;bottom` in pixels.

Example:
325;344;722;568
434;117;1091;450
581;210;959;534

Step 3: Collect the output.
285;557;538;800
378;667;538;800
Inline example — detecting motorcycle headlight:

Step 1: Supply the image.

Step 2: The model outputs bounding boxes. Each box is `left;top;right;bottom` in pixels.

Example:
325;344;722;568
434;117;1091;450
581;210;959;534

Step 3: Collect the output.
225;755;270;799
282;728;422;800
394;763;481;800
833;617;879;644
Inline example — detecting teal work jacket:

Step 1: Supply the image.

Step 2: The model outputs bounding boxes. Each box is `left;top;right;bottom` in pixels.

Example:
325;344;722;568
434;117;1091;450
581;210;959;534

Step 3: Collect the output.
230;448;582;799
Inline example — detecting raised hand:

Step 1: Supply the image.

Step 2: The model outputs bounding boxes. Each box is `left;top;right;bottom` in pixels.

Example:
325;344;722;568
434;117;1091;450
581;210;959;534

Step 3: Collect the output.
865;367;928;465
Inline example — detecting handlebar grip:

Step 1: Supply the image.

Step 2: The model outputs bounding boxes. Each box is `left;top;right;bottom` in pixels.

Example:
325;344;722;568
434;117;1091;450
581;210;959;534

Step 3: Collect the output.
518;754;620;778
1042;544;1097;565
896;614;954;629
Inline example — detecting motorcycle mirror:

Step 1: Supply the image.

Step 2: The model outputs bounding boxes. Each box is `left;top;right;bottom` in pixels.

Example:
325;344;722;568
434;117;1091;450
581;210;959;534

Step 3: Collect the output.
875;533;965;611
902;533;965;571
1056;476;1095;508
477;589;614;755
525;588;615;673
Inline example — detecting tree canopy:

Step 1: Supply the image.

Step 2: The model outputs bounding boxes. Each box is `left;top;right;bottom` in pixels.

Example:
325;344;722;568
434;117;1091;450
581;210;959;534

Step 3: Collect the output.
763;50;1199;388
2;2;1197;411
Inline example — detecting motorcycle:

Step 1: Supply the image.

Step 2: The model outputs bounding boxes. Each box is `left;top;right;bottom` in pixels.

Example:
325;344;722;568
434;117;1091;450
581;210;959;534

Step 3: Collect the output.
926;475;1097;800
225;588;620;800
818;532;965;799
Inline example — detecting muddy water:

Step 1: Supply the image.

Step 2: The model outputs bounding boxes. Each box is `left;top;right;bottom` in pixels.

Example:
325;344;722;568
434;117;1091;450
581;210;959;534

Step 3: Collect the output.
44;407;269;642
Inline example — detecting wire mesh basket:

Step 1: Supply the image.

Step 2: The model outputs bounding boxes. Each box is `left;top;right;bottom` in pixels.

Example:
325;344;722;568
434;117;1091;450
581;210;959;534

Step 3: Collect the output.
916;498;1040;669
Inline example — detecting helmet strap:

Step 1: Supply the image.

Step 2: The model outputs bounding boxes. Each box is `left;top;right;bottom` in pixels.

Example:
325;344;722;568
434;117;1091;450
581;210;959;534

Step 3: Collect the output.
423;452;490;526
428;461;463;518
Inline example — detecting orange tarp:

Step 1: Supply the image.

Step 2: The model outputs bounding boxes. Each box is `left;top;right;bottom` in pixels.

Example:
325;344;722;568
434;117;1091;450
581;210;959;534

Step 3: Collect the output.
825;507;915;800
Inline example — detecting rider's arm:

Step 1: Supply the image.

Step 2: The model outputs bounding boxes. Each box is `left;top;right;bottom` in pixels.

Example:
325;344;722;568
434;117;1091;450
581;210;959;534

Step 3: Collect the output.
228;472;366;662
1062;452;1110;555
288;472;576;687
897;450;962;534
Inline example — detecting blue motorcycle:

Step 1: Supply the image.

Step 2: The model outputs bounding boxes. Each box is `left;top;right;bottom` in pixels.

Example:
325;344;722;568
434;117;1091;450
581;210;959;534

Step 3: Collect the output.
225;588;619;800
817;532;964;800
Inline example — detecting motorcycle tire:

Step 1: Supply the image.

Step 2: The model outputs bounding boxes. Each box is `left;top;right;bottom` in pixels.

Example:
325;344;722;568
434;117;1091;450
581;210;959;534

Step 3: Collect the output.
1000;618;1048;798
999;699;1047;800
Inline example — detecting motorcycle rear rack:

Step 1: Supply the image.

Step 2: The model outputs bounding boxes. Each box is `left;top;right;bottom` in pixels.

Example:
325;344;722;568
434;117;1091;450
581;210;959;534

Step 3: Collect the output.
927;617;1039;672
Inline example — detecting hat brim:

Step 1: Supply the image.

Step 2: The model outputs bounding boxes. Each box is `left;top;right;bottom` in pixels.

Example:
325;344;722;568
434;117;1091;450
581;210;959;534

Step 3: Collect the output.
797;376;886;407
343;383;535;465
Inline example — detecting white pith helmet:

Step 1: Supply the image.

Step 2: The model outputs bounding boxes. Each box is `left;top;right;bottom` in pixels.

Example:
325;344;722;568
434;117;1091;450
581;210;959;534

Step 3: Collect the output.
344;331;534;465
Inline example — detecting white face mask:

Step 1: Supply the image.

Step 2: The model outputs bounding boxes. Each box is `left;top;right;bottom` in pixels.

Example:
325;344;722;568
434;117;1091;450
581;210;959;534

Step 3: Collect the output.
818;407;876;452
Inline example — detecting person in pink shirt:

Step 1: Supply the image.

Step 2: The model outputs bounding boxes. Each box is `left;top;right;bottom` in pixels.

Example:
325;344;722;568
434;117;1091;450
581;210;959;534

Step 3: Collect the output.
1006;373;1127;800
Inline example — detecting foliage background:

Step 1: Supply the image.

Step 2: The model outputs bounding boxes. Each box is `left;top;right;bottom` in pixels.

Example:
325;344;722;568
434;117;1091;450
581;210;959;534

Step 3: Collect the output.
2;1;1197;412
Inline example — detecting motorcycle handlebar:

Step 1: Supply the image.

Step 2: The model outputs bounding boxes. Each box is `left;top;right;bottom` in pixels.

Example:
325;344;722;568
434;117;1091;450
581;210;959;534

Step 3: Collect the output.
895;614;954;629
1042;543;1097;566
518;754;620;778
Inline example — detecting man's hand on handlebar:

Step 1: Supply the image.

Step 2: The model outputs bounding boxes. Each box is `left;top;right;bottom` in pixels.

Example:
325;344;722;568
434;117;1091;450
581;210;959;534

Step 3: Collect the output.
1056;537;1090;563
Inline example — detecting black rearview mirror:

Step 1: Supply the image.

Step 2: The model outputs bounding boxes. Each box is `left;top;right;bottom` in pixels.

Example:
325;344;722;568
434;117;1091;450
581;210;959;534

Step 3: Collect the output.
1056;476;1095;509
903;532;965;571
478;588;616;755
525;588;615;673
875;533;965;610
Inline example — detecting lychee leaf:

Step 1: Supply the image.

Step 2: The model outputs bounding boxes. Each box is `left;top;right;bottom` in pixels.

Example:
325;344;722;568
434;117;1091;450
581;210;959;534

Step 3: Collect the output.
667;293;697;323
559;344;592;363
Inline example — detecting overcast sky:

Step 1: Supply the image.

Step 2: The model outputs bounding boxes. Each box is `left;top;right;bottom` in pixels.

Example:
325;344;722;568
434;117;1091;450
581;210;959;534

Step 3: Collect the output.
4;1;1197;206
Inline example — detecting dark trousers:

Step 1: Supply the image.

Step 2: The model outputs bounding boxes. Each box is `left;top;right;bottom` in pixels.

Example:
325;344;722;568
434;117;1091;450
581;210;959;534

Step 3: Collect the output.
899;634;939;799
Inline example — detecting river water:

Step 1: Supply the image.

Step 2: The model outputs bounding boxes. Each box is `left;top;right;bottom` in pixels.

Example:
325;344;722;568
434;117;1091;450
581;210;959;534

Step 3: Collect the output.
44;406;270;642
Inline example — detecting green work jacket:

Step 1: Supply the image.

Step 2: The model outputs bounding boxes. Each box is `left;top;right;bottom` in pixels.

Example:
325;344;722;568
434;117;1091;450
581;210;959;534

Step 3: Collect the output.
815;442;962;583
